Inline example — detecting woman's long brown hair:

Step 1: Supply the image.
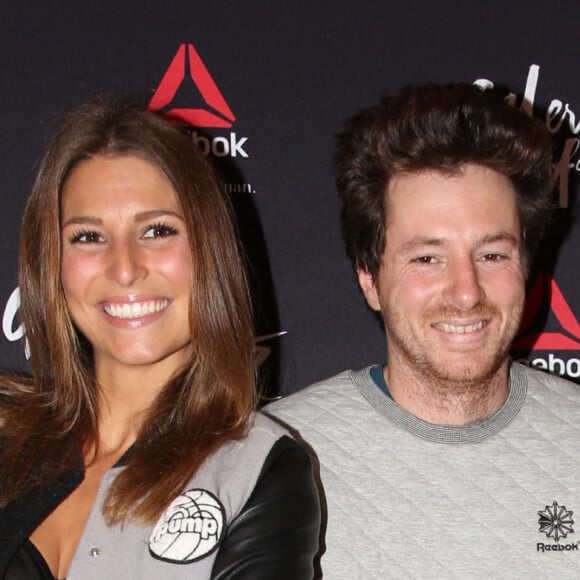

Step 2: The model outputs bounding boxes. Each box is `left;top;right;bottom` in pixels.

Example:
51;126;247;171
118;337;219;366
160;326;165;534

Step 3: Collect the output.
0;100;256;524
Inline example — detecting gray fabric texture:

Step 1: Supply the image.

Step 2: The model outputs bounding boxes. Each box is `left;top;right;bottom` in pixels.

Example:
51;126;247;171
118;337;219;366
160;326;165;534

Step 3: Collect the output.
267;363;580;579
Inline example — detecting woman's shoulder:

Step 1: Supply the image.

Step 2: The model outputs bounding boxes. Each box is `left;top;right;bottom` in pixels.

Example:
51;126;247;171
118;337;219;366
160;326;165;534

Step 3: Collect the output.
203;412;292;478
244;410;290;440
211;418;320;579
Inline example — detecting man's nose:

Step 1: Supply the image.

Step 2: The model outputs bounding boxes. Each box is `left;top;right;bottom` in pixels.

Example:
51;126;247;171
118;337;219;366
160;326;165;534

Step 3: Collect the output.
442;257;485;310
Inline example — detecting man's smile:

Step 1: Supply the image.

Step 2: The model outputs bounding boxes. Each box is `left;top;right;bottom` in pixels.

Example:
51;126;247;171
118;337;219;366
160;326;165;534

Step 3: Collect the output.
432;320;489;334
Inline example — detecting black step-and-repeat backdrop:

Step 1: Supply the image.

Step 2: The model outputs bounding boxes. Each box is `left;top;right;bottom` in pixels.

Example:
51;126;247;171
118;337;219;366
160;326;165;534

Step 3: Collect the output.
1;1;579;395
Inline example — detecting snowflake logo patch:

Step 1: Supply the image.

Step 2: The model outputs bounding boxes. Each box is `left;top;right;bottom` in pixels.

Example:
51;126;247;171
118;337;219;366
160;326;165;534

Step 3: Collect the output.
538;501;574;542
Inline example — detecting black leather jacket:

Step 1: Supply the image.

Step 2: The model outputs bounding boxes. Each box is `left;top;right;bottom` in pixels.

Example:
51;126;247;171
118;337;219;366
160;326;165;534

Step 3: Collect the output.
0;436;321;579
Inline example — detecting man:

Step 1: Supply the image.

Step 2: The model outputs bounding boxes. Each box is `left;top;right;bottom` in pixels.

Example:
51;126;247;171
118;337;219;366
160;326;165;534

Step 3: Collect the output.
267;83;580;578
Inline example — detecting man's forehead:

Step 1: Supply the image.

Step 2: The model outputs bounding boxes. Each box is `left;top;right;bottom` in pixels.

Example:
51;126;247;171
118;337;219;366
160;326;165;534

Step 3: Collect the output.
385;165;516;207
383;164;521;241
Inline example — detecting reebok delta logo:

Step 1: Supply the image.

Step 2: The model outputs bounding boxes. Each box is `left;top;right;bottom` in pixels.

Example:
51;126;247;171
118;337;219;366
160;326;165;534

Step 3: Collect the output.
149;489;225;563
148;43;249;158
149;43;235;127
537;501;577;552
513;272;580;379
514;272;580;351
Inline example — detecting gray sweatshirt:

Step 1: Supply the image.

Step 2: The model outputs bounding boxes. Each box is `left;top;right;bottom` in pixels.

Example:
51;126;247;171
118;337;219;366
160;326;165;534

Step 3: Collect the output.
267;363;580;579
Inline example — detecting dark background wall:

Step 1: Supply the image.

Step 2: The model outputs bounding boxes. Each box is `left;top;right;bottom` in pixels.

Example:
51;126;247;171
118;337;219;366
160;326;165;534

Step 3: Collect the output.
1;1;579;396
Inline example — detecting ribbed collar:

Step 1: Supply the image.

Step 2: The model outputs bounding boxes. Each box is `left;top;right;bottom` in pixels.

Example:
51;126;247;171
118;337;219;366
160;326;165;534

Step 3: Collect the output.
352;362;527;444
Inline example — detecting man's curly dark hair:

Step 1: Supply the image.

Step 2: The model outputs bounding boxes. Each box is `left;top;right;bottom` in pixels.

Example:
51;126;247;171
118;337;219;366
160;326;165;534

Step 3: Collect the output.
335;82;557;277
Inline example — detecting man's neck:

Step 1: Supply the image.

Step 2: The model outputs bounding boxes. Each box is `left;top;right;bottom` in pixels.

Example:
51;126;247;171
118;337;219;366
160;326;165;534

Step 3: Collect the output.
383;360;511;426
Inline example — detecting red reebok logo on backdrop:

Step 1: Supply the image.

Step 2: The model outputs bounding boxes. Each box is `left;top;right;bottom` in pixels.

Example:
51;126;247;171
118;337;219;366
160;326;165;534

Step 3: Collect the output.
148;43;235;127
514;272;580;350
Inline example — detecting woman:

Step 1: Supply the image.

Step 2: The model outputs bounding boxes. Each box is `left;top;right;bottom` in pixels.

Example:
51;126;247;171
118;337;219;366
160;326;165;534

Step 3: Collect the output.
0;100;320;579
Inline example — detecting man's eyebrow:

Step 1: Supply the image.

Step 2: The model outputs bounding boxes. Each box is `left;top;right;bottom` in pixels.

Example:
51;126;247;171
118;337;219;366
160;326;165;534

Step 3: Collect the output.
399;232;519;254
480;232;519;246
400;237;447;253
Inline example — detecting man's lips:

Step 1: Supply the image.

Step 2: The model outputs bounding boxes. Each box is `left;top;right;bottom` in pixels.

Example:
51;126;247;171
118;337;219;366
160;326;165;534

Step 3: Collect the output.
432;319;489;334
101;299;170;320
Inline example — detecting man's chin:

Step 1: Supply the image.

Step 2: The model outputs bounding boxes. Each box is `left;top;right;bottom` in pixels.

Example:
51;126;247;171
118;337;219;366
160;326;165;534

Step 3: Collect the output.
388;332;513;388
420;353;507;387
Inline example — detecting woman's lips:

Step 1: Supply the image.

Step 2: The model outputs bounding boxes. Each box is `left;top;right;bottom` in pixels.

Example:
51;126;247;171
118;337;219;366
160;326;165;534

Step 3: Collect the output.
102;299;170;320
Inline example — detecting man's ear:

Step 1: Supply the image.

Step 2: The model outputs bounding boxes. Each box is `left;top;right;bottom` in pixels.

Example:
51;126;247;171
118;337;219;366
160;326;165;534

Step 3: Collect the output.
356;267;381;312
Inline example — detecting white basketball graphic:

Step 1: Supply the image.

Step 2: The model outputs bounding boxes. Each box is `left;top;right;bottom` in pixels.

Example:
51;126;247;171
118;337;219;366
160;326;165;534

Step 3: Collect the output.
149;489;225;563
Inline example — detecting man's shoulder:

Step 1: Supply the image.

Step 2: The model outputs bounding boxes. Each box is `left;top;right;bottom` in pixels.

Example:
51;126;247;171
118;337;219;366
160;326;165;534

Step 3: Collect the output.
517;362;580;418
264;367;378;460
266;368;363;415
265;367;379;436
521;363;580;398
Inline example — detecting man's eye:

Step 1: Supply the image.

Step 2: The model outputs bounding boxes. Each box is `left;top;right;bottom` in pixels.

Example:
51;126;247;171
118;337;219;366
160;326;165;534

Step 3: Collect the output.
413;256;437;264
70;230;104;244
143;222;179;239
482;253;505;262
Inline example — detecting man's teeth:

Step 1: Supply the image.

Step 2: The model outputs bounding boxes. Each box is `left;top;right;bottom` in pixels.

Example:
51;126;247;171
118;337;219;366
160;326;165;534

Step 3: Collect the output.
437;321;485;334
104;299;169;319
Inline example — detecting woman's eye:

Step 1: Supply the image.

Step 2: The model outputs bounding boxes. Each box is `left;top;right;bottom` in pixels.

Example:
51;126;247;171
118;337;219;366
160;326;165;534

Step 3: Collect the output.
143;222;179;239
70;230;104;244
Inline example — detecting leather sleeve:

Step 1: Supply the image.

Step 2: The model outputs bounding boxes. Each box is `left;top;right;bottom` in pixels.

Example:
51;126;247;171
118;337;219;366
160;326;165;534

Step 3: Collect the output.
211;436;321;580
